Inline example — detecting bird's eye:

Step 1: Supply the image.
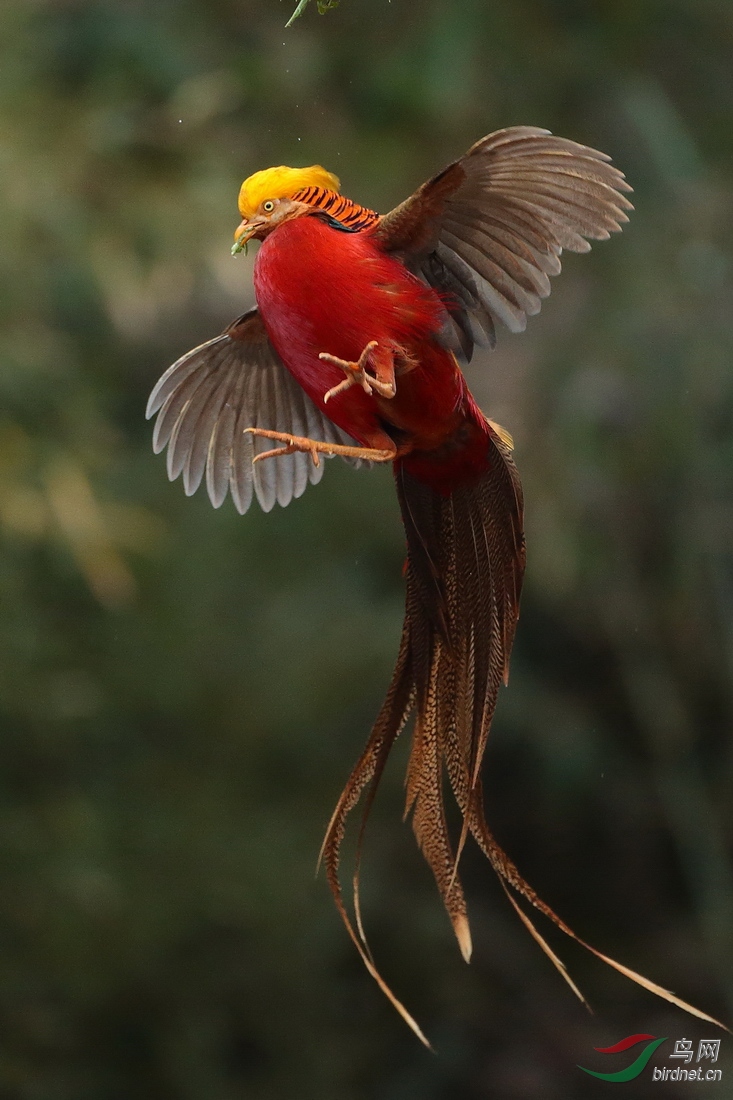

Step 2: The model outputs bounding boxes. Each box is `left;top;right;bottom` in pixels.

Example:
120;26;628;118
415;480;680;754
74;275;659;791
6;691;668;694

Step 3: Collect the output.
263;200;275;213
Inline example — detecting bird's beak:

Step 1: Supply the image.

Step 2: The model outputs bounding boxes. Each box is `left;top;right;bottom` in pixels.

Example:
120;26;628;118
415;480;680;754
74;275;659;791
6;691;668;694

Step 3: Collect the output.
232;218;261;256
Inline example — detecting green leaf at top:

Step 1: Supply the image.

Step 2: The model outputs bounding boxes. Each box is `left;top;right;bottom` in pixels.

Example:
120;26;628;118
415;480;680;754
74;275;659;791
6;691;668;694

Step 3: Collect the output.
286;0;340;27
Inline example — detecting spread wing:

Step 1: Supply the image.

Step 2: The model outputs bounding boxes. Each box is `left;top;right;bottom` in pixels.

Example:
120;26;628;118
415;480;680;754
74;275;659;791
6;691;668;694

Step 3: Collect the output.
374;126;633;358
146;308;359;514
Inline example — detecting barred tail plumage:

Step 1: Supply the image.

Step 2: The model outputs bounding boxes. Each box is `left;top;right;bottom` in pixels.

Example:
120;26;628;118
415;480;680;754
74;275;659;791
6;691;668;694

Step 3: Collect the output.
320;421;727;1044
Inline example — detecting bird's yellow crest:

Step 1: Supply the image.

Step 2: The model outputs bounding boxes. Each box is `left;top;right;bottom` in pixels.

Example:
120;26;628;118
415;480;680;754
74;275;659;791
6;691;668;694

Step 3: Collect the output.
238;165;341;218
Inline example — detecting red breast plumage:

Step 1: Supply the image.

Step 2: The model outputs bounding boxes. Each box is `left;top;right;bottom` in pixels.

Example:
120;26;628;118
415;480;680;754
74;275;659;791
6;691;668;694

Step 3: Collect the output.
254;212;480;480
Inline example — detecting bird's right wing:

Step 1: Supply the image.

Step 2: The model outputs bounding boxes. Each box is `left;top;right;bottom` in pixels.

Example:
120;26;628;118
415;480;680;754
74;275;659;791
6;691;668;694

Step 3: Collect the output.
146;308;359;514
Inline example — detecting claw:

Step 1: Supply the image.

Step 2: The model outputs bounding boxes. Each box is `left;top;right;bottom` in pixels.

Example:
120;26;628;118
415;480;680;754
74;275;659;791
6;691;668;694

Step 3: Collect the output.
244;427;395;465
319;340;396;403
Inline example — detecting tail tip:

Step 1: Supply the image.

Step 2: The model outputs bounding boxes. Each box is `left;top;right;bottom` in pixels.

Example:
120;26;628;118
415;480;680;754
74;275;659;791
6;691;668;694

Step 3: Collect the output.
455;914;473;963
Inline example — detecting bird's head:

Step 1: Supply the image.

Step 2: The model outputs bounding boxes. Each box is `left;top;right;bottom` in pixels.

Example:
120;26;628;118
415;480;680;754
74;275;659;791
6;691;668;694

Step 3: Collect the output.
232;164;340;254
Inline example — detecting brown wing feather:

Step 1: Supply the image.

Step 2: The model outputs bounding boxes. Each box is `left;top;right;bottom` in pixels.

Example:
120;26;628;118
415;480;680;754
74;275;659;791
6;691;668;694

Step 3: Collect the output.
146;308;360;514
374;126;633;357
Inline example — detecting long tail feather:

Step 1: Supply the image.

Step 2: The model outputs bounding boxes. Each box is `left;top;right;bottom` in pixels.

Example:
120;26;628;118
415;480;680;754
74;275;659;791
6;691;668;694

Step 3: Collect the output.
468;787;729;1031
321;417;728;1041
318;619;432;1045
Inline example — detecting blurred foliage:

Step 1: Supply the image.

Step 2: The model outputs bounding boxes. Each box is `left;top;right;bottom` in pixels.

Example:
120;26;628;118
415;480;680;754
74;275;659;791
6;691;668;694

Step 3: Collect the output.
1;0;732;1097
286;0;341;30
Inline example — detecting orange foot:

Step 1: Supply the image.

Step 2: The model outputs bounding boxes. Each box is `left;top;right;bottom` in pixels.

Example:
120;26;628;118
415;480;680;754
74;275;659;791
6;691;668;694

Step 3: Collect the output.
244;428;395;466
320;341;396;404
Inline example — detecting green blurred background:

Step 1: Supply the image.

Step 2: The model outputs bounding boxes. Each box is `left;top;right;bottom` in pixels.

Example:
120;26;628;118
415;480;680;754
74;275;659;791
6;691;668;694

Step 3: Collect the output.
1;0;732;1096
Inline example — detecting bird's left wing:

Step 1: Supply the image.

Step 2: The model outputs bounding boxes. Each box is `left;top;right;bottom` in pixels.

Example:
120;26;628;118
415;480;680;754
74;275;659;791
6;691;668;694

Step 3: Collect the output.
146;308;359;514
373;126;633;358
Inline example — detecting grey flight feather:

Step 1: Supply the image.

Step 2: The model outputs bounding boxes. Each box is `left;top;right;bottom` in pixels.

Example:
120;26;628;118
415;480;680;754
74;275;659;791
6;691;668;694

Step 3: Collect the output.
375;126;633;359
146;308;360;514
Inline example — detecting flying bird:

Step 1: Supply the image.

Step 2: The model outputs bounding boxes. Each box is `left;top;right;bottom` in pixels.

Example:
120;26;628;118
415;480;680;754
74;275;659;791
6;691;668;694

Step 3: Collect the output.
147;128;724;1042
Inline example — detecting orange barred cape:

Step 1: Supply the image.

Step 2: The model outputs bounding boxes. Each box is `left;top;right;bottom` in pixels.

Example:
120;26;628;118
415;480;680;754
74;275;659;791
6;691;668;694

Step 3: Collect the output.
291;186;379;232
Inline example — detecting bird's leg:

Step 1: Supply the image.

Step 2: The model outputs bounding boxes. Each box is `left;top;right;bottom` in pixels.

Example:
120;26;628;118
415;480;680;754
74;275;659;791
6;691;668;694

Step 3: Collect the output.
320;341;396;404
244;428;396;466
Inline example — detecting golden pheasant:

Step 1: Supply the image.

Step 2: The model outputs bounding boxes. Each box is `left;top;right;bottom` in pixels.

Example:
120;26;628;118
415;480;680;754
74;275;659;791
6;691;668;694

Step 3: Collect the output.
147;128;724;1042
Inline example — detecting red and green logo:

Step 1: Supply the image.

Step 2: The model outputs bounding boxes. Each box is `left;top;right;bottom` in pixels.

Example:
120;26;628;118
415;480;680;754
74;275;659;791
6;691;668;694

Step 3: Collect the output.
578;1034;668;1082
